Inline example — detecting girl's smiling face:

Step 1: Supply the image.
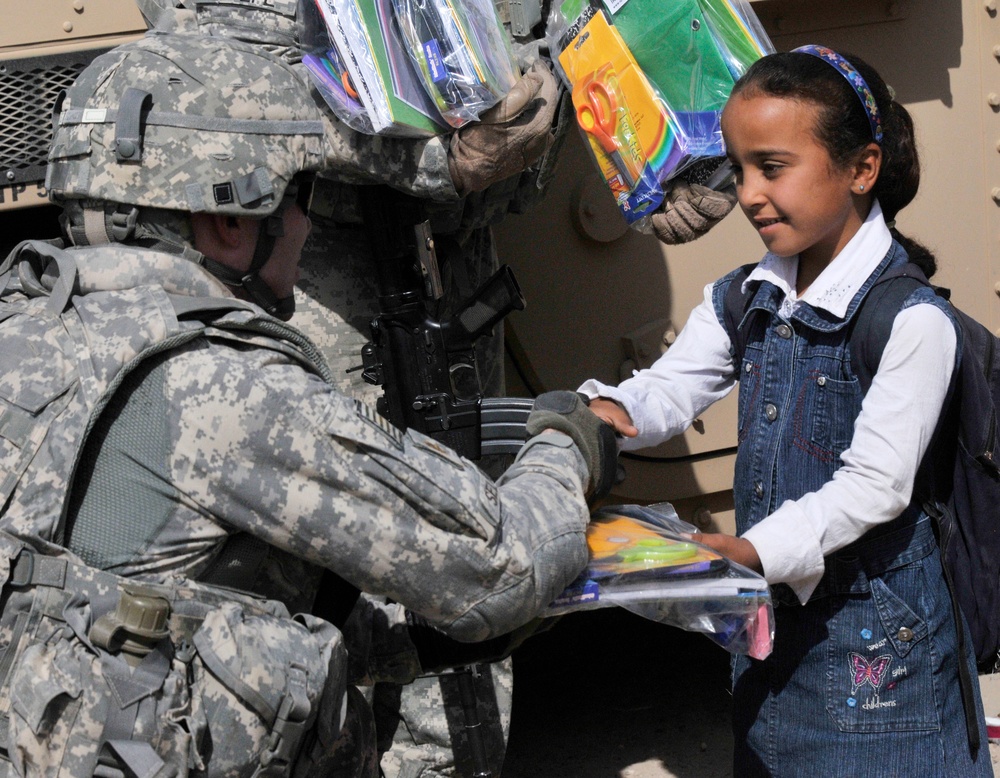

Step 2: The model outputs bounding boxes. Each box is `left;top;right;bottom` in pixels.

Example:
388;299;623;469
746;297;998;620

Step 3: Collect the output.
721;92;875;272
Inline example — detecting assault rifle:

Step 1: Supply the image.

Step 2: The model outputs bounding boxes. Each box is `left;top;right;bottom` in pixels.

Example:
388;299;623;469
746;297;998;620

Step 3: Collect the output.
357;186;533;460
356;185;533;778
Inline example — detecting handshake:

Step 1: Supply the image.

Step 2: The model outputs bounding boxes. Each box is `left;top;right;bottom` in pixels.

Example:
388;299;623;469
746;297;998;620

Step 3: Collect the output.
526;390;627;499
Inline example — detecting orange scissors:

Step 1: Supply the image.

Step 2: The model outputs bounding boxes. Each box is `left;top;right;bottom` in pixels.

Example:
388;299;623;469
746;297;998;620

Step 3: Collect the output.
576;79;636;190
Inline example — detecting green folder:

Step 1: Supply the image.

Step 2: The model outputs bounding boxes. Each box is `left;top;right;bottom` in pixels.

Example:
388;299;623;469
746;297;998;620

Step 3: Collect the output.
699;0;769;77
601;0;769;157
357;0;447;136
606;0;733;114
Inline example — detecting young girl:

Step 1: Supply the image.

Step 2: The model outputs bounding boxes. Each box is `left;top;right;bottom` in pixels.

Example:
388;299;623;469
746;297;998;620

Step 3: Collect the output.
581;47;992;776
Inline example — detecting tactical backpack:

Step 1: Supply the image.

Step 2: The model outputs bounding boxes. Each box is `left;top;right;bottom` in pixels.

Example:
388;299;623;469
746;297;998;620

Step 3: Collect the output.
0;240;354;777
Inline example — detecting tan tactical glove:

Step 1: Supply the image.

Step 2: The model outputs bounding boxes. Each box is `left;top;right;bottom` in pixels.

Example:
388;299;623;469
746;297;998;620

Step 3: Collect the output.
651;179;738;245
448;60;560;197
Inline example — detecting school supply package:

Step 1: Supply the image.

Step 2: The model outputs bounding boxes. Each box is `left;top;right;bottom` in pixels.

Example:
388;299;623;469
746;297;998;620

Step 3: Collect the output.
546;503;774;659
305;0;447;135
610;0;770;158
548;0;772;225
303;0;517;134
391;0;520;127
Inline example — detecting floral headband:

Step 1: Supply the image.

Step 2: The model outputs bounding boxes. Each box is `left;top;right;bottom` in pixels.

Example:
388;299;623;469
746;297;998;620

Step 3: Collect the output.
793;44;883;145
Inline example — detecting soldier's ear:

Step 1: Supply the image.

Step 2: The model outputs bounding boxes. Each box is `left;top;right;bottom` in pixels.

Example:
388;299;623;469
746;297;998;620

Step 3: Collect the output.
190;212;257;263
213;214;250;248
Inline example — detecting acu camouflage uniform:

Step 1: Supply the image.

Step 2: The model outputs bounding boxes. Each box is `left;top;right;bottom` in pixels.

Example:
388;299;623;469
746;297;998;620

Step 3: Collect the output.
293;59;565;778
0;31;590;777
135;3;570;775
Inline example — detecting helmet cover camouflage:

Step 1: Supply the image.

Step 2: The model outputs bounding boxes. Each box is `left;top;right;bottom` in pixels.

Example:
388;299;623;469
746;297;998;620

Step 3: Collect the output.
46;31;328;217
187;0;304;51
139;0;305;54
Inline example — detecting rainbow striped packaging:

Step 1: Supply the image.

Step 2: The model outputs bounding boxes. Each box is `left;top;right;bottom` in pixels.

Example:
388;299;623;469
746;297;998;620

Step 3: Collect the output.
555;5;689;223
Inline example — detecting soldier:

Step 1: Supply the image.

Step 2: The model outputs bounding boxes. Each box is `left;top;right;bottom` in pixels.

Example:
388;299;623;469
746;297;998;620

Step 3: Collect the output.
131;3;571;776
0;30;619;776
131;5;737;776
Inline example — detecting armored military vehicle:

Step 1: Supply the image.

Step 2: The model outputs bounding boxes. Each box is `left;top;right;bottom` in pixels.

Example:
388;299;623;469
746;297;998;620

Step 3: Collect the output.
0;0;148;238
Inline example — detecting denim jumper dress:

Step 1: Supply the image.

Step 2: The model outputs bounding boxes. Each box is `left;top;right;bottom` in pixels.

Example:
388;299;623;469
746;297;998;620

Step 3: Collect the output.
713;243;991;777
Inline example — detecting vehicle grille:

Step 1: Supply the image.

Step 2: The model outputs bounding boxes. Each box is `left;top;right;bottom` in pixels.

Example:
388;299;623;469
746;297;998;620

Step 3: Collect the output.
0;49;108;186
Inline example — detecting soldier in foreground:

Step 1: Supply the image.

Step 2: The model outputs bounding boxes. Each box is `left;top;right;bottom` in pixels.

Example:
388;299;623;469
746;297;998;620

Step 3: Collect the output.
0;31;618;776
131;3;581;775
130;6;738;775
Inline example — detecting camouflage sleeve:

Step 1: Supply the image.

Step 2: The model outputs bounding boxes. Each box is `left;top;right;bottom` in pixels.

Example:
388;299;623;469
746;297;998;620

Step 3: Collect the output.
319;113;460;203
164;342;589;643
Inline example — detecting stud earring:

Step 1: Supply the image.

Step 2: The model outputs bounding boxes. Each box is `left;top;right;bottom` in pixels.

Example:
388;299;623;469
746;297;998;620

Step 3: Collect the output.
858;184;865;192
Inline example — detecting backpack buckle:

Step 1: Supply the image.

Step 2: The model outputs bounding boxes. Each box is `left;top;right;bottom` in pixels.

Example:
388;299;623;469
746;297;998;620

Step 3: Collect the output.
8;550;34;588
255;663;311;776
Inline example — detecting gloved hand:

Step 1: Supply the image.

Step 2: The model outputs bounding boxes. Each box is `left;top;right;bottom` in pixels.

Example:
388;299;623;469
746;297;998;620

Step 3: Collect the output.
650;179;738;245
448;60;560;197
525;391;618;499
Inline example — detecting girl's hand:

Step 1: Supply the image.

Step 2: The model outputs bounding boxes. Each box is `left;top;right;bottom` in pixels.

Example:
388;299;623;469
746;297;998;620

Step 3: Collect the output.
588;398;638;438
691;532;763;574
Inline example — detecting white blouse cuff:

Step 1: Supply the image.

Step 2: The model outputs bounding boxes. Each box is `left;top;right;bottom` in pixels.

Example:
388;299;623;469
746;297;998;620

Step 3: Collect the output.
742;503;827;604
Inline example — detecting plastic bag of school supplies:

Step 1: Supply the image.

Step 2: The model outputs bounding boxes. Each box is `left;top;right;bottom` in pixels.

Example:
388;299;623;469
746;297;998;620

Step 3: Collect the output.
303;0;447;135
548;0;772;225
604;0;773;163
546;504;774;659
547;1;688;225
390;0;520;127
304;0;379;133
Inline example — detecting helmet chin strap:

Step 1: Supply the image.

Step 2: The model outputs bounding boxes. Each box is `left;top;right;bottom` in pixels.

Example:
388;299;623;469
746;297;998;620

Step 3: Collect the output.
201;208;296;321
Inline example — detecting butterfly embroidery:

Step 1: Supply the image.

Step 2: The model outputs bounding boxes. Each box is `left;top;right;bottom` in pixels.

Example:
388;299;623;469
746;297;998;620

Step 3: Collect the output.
849;652;892;694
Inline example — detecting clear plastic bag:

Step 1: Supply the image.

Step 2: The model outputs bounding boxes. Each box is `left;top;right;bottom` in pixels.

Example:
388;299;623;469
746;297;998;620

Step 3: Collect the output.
699;0;773;81
303;0;447;136
547;0;773;224
546;503;774;659
305;0;382;133
603;0;773;160
390;0;520;128
547;3;690;226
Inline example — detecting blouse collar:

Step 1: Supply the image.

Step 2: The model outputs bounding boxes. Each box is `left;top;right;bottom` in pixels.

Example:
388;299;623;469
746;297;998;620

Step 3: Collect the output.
744;200;893;319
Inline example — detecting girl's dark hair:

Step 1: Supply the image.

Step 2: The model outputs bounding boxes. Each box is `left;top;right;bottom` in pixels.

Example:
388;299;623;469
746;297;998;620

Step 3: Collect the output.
731;50;936;277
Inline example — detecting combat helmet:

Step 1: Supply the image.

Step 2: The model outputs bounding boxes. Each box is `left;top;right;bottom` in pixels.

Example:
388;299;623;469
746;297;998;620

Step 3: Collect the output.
46;31;328;318
136;0;305;59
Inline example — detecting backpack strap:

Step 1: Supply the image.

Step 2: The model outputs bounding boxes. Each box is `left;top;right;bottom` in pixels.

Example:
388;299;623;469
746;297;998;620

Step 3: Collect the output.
0;240;80;314
721;263;758;363
848;263;988;752
849;263;932;393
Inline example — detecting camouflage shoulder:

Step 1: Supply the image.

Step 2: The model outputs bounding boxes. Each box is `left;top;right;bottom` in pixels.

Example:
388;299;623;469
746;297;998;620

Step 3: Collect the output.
320;113;459;202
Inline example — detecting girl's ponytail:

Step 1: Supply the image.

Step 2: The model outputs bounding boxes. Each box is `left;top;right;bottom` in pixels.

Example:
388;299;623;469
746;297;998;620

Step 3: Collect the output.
872;93;936;277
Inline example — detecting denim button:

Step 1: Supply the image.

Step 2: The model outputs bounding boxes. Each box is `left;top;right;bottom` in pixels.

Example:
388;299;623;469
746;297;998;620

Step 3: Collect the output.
897;627;914;642
764;403;778;421
744;361;752;373
817;375;827;387
776;324;792;339
754;482;764;497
